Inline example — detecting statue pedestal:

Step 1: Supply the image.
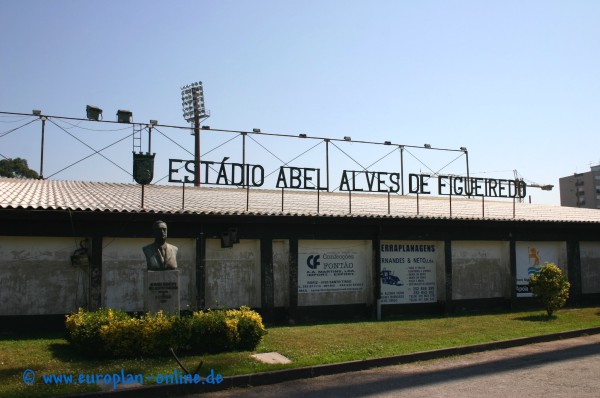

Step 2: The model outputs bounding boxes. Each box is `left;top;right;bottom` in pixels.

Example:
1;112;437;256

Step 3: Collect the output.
145;270;180;315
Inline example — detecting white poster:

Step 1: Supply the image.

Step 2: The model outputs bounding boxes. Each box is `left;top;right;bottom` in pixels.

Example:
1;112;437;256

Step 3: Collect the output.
380;241;437;304
298;241;367;294
515;241;561;297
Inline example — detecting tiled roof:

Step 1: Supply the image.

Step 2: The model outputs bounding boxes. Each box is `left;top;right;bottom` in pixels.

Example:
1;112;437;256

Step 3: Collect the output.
1;177;600;223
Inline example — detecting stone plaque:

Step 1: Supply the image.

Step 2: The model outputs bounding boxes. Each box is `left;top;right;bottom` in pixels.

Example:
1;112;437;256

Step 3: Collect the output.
145;270;180;315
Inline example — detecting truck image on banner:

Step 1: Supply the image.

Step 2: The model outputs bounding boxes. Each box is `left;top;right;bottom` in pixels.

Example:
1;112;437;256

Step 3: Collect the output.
379;241;438;304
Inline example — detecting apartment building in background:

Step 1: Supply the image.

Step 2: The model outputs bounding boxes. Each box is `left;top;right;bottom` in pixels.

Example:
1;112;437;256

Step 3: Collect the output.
560;165;600;209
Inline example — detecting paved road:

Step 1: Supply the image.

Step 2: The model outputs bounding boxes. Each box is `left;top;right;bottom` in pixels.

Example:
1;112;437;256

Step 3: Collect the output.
190;334;600;398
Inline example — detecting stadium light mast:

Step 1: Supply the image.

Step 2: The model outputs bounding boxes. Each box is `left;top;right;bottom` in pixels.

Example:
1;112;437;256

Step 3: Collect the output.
181;81;210;187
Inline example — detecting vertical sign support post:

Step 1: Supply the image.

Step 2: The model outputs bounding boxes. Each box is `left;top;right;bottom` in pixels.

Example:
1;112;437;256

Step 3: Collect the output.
39;116;47;179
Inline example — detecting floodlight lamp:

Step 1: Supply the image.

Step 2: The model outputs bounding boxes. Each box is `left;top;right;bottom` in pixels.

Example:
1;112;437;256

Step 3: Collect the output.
460;146;467;151
344;136;351;141
32;109;41;116
299;134;307;138
86;105;103;121
201;125;210;129
384;141;391;145
149;119;158;126
253;128;261;133
424;144;431;148
116;109;132;123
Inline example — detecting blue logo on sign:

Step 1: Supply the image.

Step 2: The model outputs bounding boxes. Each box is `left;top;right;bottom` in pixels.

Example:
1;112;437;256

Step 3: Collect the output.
307;255;320;269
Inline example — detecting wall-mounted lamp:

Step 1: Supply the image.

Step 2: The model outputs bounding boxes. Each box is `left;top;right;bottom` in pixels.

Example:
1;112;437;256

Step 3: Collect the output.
220;227;239;248
252;128;261;133
424;144;431;148
116;109;132;123
32;109;41;116
299;134;307;138
86;105;103;121
384;141;392;145
70;240;90;267
344;136;352;141
201;125;210;129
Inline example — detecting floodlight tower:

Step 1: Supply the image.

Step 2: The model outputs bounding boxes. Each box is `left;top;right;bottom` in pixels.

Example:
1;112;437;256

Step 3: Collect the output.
181;81;210;186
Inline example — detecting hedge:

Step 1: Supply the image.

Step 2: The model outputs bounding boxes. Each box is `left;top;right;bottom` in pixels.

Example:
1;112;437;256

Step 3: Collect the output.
65;306;267;358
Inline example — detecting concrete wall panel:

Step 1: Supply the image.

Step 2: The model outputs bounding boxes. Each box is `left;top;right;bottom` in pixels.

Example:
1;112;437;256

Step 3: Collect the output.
452;241;510;300
581;241;600;294
102;238;196;312
204;239;261;308
273;239;290;307
0;237;88;315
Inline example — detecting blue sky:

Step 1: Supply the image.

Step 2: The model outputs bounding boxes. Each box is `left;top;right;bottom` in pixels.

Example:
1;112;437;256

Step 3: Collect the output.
1;1;599;204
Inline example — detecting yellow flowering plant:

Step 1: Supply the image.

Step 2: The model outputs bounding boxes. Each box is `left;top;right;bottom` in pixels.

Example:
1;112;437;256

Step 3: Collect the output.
65;306;266;358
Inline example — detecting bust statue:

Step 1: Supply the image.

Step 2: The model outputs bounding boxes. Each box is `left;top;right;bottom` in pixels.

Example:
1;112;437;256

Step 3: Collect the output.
143;220;178;270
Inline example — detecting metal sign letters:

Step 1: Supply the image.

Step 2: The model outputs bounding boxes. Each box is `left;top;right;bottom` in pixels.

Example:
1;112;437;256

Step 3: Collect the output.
168;158;527;199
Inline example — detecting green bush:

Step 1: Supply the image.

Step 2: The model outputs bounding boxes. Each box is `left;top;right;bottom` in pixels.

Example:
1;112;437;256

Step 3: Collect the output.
99;317;142;358
189;309;235;354
65;306;266;358
65;308;129;357
187;306;267;354
228;306;267;351
98;312;188;357
529;262;571;316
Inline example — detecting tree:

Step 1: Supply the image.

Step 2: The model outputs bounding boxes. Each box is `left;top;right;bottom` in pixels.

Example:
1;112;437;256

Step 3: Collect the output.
0;158;39;179
528;262;570;316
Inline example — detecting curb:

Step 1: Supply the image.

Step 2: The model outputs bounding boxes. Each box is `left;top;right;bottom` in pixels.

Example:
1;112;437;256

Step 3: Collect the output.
70;326;600;397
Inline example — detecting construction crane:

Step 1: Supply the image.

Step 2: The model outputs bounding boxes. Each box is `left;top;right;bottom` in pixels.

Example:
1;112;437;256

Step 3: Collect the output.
514;170;554;202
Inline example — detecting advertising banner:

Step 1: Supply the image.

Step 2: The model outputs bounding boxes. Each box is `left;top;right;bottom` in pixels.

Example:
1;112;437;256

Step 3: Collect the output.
298;241;367;294
379;241;437;304
515;241;561;297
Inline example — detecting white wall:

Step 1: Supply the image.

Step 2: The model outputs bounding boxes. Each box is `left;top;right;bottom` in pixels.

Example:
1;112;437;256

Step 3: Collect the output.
102;238;196;311
204;239;261;308
273;239;290;307
0;237;89;315
581;241;600;294
452;241;510;299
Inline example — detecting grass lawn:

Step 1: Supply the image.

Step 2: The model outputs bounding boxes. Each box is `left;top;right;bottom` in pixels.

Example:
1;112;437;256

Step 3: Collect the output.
1;307;600;398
